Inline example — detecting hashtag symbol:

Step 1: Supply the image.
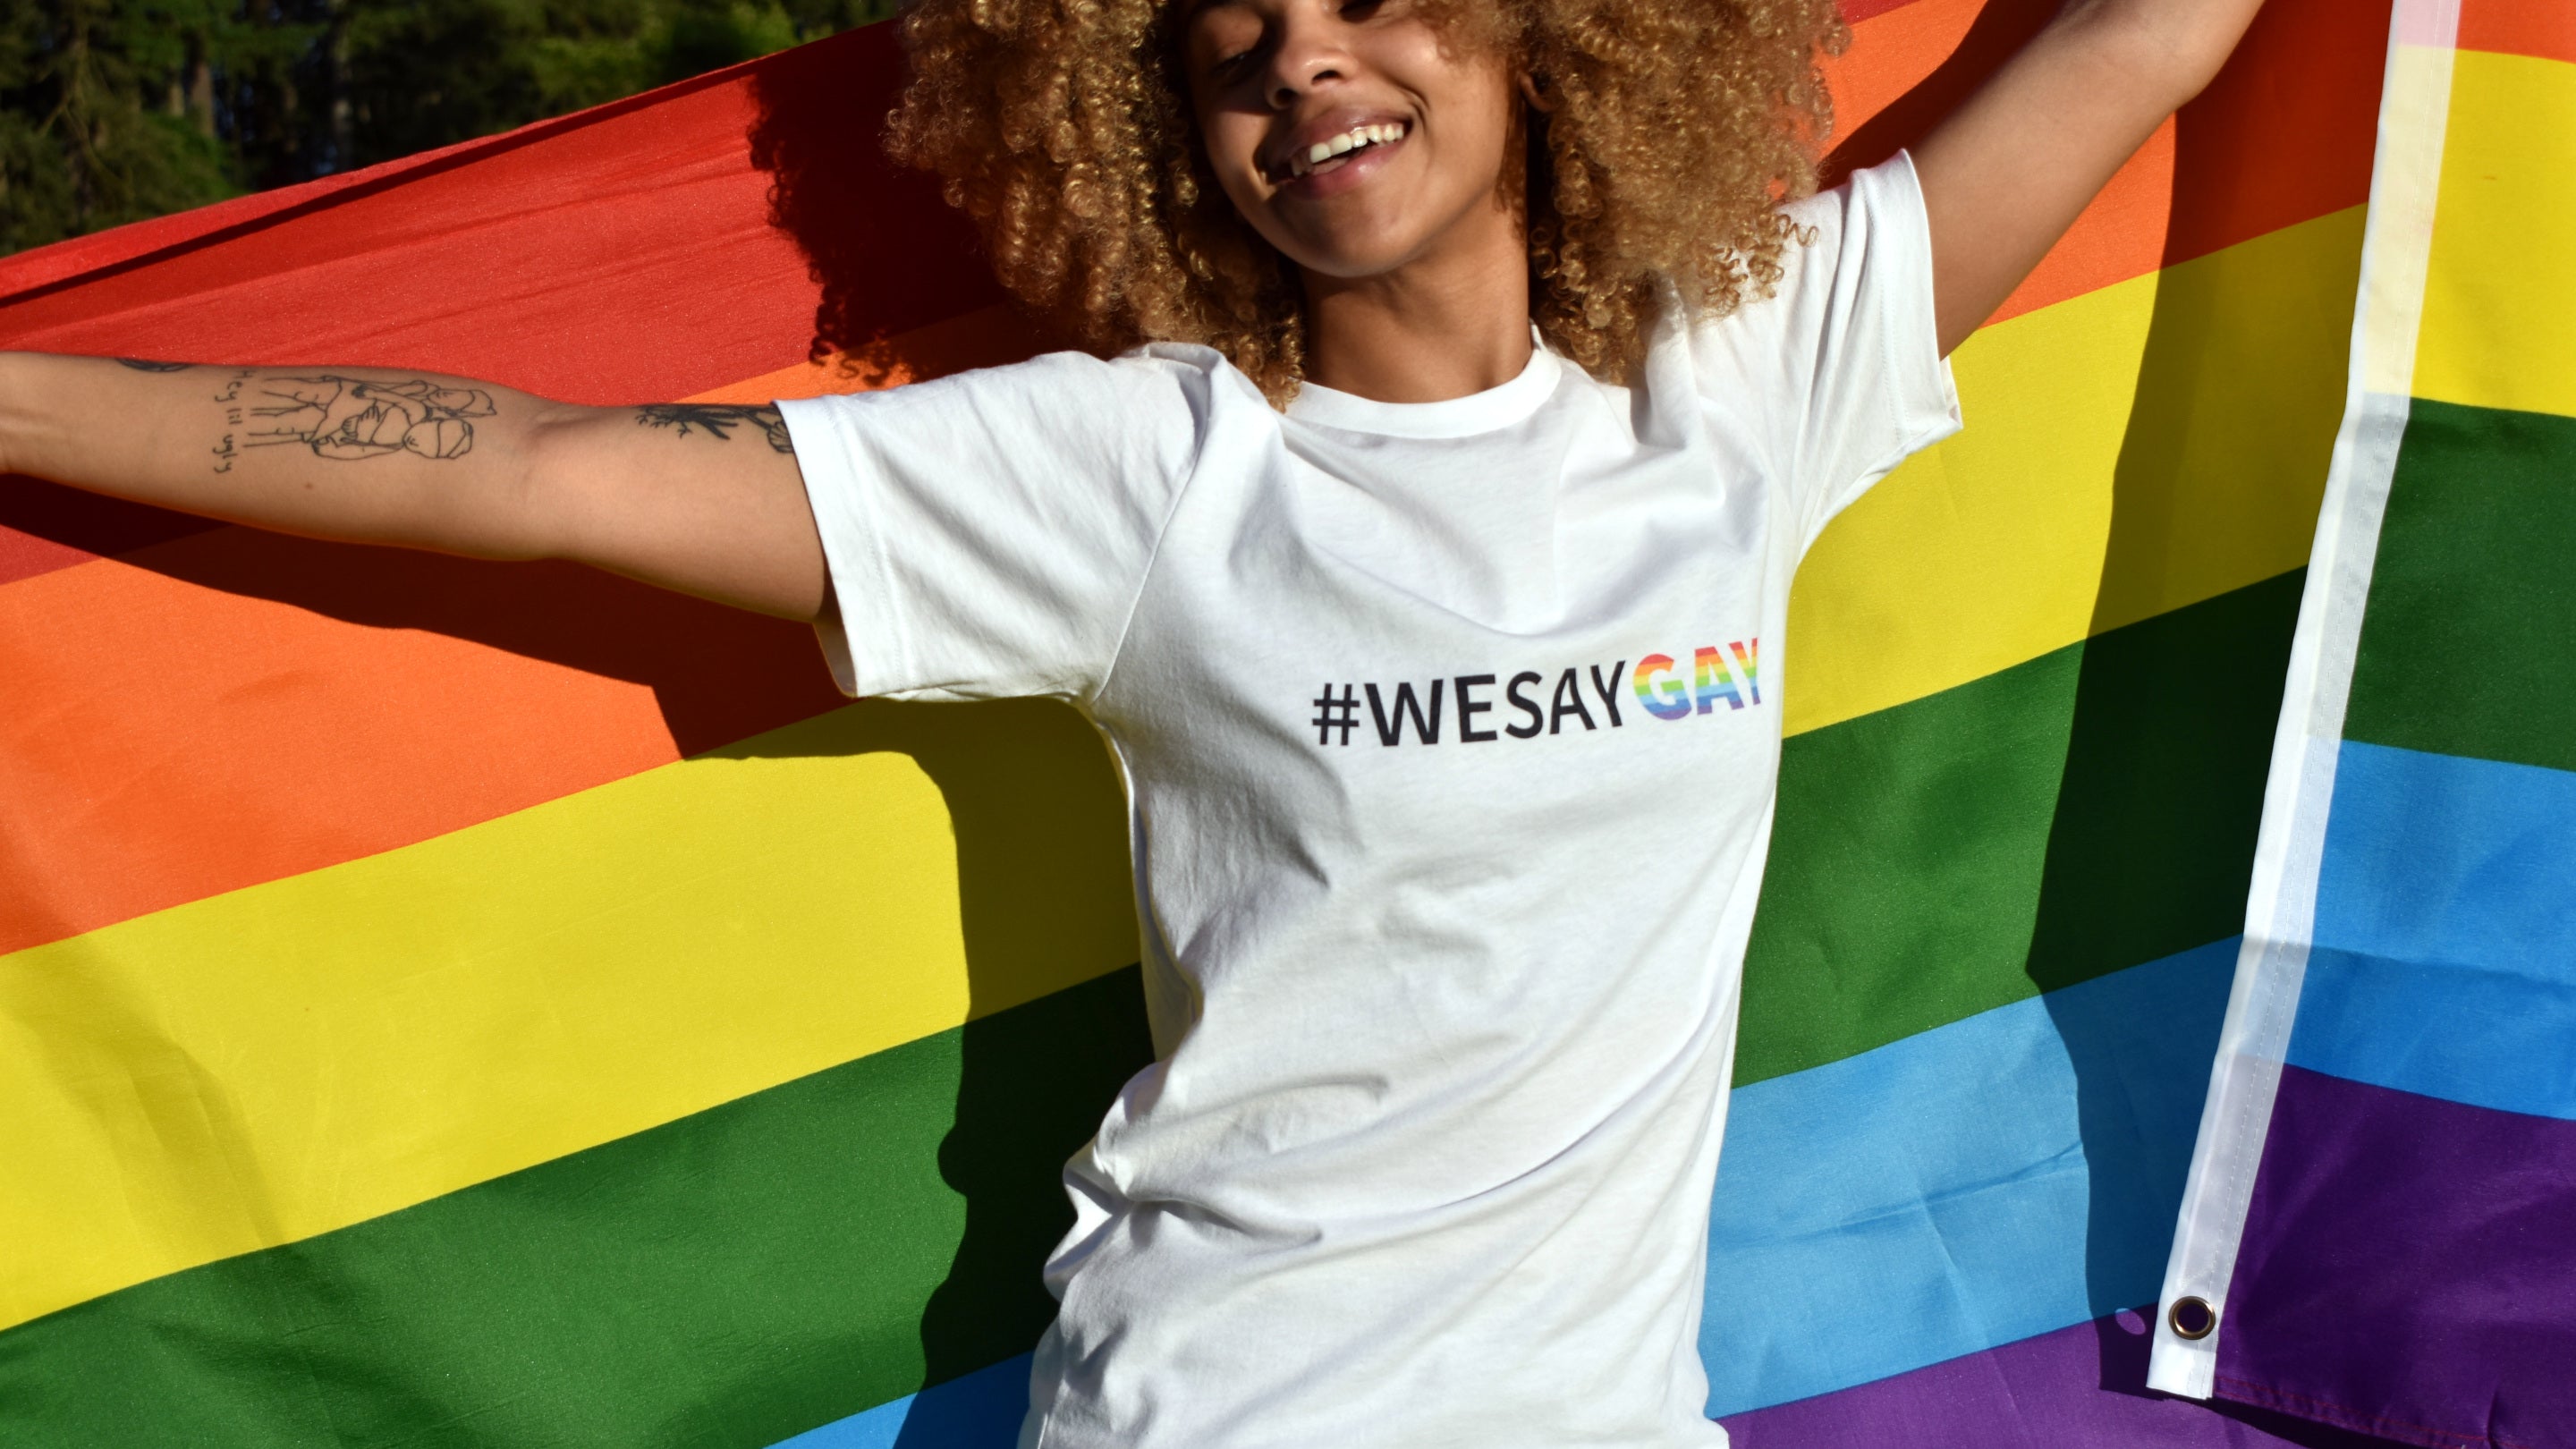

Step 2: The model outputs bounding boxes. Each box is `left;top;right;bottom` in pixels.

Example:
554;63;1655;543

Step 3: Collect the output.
1310;682;1359;746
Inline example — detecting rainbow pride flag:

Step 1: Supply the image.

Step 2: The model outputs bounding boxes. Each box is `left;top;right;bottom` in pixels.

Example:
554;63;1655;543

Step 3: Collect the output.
2148;4;2576;1446
0;0;2432;1443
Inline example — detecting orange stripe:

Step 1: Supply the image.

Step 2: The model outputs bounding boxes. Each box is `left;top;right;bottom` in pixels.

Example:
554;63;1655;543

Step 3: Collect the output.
1825;0;1995;135
2460;0;2576;65
1826;0;2386;324
0;537;846;960
688;305;1047;403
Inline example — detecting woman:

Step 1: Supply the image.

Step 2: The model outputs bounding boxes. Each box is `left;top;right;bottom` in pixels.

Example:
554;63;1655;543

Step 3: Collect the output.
0;0;2266;1441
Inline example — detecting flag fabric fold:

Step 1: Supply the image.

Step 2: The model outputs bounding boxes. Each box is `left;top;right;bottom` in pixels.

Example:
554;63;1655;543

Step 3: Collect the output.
2149;4;2576;1445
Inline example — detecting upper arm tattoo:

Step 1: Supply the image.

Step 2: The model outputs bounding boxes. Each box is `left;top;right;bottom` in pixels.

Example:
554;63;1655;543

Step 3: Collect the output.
635;403;795;455
116;358;196;372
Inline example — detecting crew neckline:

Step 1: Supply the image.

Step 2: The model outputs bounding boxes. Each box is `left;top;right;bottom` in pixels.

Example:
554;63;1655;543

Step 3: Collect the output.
1285;343;1563;439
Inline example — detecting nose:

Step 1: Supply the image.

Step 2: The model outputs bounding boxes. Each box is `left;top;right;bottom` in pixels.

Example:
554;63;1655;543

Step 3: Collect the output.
1263;10;1352;107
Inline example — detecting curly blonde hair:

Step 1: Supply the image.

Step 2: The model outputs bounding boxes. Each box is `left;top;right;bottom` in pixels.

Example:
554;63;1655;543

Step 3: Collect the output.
887;0;1843;401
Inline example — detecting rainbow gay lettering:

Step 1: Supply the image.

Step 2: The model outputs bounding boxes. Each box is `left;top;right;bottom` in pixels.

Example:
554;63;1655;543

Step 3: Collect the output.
1634;640;1761;722
1635;655;1693;720
1693;648;1746;713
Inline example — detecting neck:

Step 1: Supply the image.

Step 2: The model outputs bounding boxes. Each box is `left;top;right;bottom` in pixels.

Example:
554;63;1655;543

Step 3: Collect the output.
1297;197;1534;404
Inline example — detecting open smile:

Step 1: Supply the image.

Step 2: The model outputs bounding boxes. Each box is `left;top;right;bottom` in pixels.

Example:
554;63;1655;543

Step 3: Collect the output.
1277;120;1410;182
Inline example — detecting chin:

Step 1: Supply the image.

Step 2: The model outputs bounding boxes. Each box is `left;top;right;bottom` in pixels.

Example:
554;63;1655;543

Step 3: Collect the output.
1267;214;1443;282
1292;244;1426;281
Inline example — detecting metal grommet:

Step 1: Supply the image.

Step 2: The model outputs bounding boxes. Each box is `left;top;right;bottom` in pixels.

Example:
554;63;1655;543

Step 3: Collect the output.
2167;1296;2218;1341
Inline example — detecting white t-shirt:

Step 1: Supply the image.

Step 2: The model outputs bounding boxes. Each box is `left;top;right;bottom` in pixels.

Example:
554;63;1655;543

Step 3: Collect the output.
779;153;1958;1449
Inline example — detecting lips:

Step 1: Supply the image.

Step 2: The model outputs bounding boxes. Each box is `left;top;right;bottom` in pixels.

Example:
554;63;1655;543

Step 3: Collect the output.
1286;120;1409;179
1266;113;1412;185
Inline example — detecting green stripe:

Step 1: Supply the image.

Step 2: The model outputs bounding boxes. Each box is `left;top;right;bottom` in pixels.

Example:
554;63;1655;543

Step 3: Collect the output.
0;968;1155;1448
2346;398;2576;774
1738;570;2303;1086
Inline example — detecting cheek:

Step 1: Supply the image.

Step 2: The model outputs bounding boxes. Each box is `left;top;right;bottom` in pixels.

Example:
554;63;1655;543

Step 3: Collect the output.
1187;95;1248;177
1375;38;1517;181
1438;64;1518;158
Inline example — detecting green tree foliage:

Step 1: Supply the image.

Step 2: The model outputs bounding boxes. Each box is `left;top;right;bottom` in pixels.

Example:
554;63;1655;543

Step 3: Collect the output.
0;0;892;257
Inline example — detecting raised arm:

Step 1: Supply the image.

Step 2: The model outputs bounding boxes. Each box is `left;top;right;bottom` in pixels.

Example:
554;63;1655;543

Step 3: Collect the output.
1911;0;2268;356
0;353;829;621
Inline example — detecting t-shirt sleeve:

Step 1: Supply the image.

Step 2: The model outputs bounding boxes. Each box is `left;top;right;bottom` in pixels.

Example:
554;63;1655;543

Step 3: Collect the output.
776;346;1215;703
1689;149;1962;550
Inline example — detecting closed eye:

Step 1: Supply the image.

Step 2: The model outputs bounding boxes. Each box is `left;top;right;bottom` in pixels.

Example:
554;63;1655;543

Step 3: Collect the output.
1189;10;1271;81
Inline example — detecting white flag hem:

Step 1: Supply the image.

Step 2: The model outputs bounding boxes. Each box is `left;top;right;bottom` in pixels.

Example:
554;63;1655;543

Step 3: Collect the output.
2144;0;2462;1400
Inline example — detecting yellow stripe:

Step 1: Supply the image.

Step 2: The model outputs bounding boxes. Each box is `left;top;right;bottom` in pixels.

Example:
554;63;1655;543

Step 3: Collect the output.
1786;206;2363;736
2413;49;2576;419
0;699;1138;1332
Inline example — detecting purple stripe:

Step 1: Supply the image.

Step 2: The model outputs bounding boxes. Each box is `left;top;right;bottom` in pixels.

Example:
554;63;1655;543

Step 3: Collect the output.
2217;1066;2576;1449
1722;1309;2396;1447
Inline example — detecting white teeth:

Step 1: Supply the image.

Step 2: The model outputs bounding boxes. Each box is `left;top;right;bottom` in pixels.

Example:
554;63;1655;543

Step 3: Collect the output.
1292;123;1403;177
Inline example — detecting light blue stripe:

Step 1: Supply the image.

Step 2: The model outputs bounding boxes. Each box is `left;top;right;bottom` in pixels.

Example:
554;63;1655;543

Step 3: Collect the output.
766;1353;1032;1449
1699;940;2237;1416
2291;739;2576;1120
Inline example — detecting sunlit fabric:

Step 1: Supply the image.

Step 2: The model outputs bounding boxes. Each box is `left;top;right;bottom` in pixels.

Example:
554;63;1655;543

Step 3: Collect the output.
6;2;2544;1445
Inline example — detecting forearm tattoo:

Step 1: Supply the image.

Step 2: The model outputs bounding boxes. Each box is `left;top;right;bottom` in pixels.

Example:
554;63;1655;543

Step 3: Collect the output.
116;358;195;372
634;402;794;454
208;370;496;473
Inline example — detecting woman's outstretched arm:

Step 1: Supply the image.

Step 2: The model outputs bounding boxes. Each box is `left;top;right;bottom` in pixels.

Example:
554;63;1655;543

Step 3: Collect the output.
0;352;829;620
1911;0;2270;357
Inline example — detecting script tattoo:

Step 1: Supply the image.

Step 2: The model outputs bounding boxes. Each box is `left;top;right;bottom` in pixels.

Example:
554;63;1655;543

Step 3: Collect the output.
115;358;195;372
208;374;496;473
634;402;794;455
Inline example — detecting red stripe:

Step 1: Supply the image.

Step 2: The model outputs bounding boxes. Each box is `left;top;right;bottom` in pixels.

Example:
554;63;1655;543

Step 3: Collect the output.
0;56;826;303
0;24;992;402
1838;0;1934;21
0;86;683;301
2460;0;2576;64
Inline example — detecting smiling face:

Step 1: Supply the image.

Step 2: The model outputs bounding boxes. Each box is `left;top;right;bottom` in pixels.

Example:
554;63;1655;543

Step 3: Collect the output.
894;0;1835;399
1182;0;1523;283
